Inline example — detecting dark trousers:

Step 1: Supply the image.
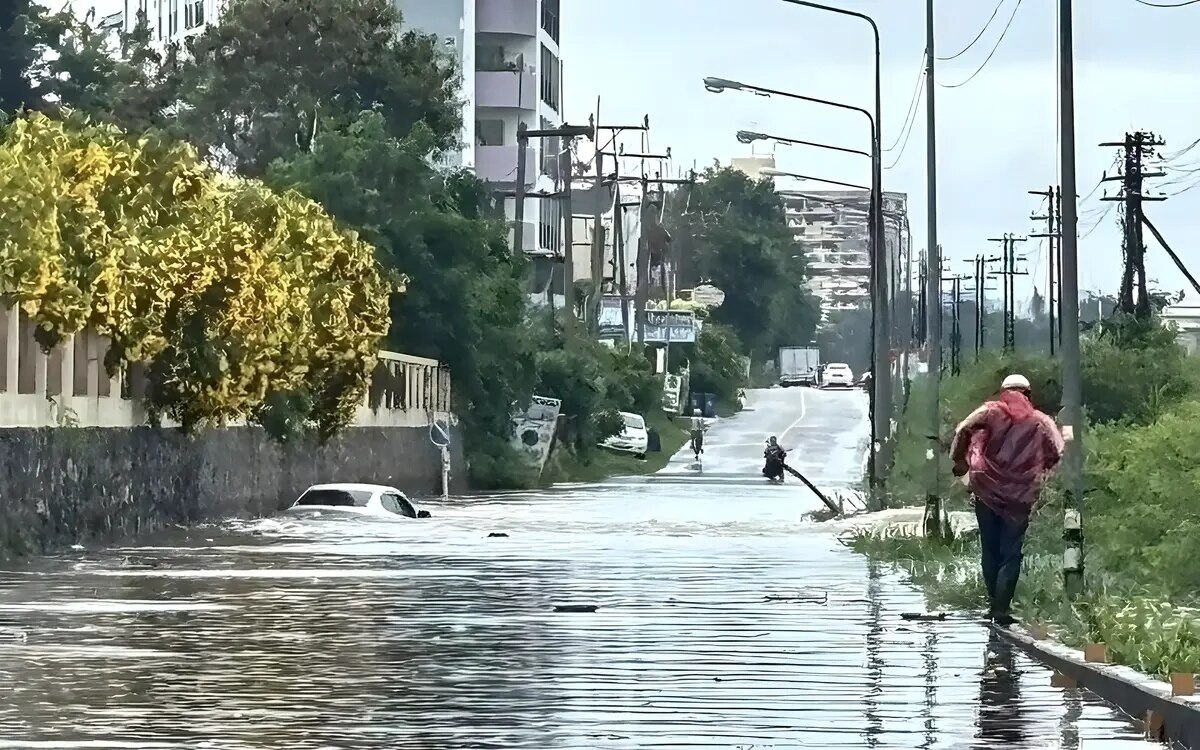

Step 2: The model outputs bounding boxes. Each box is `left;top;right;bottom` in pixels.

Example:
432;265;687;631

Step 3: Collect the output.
975;501;1029;615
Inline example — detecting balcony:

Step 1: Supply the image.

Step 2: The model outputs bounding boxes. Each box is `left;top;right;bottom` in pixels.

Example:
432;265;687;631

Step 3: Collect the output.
476;70;536;110
476;145;536;186
477;0;537;36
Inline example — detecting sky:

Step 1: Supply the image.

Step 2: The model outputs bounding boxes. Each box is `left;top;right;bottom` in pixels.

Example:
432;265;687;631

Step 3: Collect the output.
561;0;1200;305
68;0;1200;305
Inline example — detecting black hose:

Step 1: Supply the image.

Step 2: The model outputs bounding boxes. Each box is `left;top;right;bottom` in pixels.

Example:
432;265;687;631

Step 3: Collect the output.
781;462;840;516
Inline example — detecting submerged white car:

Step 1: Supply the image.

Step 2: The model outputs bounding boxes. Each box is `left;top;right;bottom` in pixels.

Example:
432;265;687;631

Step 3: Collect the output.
285;483;430;519
822;363;855;389
600;411;649;459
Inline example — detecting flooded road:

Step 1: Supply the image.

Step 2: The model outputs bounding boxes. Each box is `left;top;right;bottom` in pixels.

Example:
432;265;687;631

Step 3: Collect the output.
0;388;1162;748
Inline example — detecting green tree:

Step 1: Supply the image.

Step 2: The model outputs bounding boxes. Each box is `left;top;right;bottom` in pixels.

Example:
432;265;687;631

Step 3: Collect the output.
179;0;461;175
667;165;817;360
268;112;534;477
1;0;55;114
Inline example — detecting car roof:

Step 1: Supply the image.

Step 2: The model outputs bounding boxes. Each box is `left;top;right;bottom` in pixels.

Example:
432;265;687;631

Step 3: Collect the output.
303;483;403;495
827;363;851;368
620;411;644;420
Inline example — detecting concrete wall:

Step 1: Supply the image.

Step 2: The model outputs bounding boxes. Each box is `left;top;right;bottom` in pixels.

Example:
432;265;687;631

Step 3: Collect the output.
0;424;465;557
0;305;461;557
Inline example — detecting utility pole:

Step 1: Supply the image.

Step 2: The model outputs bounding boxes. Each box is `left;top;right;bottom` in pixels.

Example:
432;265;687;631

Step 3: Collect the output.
964;255;986;359
942;274;969;377
986;234;1029;352
922;0;944;540
592;117;652;340
1029;185;1060;355
916;250;928;346
1058;0;1085;599
513;123;529;258
1100;131;1166;319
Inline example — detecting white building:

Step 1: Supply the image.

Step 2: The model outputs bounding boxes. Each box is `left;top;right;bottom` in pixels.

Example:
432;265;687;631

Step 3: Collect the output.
118;0;219;45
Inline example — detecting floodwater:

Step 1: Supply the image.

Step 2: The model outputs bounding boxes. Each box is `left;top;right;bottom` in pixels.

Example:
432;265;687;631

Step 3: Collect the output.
0;389;1165;748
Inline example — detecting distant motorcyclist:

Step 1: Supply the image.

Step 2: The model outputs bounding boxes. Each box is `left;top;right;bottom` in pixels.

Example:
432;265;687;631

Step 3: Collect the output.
689;409;707;458
763;436;787;481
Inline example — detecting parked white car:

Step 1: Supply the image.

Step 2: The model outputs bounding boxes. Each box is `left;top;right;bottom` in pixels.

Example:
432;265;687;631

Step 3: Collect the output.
822;363;855;389
284;483;430;519
600;411;649;459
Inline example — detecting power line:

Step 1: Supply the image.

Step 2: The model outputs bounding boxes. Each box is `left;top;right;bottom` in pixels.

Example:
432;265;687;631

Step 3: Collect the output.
938;0;1026;89
884;50;927;152
1080;203;1113;238
884;68;925;169
1134;0;1200;7
937;0;1008;61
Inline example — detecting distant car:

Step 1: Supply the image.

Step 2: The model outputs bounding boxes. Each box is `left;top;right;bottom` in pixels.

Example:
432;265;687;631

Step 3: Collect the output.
285;483;431;519
822;363;855;389
600;411;649;459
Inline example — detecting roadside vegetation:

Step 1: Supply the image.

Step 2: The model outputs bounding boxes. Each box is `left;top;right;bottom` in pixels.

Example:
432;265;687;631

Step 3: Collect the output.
2;0;774;488
853;315;1200;678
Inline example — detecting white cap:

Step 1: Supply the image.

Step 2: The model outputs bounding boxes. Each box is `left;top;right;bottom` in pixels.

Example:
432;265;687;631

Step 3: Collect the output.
1001;373;1031;391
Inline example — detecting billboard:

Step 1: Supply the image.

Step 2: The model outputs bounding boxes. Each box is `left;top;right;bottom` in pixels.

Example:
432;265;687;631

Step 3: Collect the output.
641;310;697;343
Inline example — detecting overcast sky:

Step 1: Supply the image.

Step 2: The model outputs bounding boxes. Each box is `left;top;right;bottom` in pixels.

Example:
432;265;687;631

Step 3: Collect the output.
563;0;1200;305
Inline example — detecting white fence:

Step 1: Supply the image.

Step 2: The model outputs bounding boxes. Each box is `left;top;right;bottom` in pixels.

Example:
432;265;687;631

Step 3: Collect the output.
0;304;449;429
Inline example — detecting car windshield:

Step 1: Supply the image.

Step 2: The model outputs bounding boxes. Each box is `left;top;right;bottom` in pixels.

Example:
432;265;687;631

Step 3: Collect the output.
623;414;645;430
381;493;417;518
295;489;372;508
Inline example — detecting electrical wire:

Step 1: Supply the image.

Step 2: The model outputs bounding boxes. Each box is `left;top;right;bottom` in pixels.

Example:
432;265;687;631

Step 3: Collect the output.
938;0;1008;61
1134;0;1200;7
1080;204;1114;239
883;69;925;169
884;50;927;152
938;0;1025;89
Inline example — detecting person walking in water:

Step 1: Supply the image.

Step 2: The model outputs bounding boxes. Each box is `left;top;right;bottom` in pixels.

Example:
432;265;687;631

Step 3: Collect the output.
949;374;1065;626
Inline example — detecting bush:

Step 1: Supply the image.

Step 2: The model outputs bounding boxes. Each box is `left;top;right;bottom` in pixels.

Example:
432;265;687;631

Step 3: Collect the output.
679;322;747;406
0;113;389;437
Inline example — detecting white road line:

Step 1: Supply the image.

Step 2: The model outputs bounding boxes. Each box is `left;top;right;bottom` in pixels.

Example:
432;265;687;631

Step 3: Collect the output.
778;387;808;441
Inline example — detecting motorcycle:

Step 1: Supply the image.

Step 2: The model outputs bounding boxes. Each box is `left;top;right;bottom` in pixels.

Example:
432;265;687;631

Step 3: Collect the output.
762;444;787;483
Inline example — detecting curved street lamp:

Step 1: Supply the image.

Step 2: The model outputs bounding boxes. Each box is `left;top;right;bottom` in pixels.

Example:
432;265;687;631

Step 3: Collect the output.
738;130;871;159
708;74;889;496
760;167;870;192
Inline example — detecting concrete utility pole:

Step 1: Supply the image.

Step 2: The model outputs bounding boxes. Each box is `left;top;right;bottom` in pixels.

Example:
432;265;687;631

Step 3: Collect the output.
1057;0;1085;599
1029;186;1061;355
511;122;595;334
986;234;1029;352
1100;131;1166;319
922;0;944;540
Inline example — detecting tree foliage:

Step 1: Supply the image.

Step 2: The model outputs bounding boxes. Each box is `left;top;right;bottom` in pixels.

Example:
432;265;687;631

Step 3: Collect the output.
268;111;534;467
0;113;390;435
178;0;461;175
666;166;818;360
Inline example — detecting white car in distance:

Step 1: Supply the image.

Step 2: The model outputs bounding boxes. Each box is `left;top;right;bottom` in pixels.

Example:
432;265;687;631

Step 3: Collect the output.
822;363;855;389
285;483;430;519
600;411;649;459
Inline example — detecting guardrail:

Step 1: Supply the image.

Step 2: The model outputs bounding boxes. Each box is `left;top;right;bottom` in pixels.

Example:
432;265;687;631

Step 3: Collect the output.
0;305;449;429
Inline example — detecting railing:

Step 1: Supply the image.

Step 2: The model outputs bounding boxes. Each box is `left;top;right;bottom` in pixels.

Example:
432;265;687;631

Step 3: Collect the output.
0;304;449;429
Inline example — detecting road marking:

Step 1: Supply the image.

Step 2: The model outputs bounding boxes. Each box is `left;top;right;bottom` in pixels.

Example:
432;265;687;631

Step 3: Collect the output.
779;387;808;441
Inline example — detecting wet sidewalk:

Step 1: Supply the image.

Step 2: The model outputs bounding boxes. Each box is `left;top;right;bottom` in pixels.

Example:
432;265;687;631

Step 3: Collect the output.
0;388;1165;748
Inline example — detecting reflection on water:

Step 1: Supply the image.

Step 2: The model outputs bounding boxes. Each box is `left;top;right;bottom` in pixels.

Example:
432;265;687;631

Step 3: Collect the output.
0;484;1165;749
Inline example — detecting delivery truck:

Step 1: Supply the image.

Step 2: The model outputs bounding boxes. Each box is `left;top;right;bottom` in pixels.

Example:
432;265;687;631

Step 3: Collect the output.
778;346;820;387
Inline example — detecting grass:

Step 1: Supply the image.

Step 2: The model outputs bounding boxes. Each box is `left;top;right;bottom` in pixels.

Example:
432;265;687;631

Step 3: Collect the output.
846;530;1200;679
541;410;690;484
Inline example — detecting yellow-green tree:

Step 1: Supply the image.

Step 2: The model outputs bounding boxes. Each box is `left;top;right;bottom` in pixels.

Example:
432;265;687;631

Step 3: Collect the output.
0;113;390;436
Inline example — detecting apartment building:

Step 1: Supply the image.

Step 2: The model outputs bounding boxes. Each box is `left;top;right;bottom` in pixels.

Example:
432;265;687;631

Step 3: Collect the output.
781;190;908;323
119;0;218;44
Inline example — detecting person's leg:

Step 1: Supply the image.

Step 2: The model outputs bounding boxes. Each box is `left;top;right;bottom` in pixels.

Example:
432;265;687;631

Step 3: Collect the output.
974;501;1001;612
991;513;1030;621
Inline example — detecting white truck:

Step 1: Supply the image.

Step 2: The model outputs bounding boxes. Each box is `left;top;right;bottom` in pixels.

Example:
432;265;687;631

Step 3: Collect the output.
778;347;820;387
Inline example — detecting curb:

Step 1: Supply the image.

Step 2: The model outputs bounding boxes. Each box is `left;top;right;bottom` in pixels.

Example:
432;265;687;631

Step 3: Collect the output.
997;626;1200;747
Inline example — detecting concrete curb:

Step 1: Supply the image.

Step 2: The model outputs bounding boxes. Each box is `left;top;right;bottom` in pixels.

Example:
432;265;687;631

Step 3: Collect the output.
997;626;1200;747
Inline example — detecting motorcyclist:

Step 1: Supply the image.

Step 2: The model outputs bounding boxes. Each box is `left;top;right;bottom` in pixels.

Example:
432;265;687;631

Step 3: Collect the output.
689;409;706;458
763;436;787;481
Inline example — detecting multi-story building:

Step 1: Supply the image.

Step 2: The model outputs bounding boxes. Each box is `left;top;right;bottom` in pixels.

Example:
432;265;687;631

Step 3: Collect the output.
118;0;219;45
780;190;909;323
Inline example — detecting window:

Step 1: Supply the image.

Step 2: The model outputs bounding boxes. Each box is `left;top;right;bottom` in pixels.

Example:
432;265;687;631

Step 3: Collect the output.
381;493;417;519
540;0;560;44
184;0;204;29
476;119;505;147
623;414;645;430
539;196;561;255
295;489;372;508
539;44;559;112
168;0;178;37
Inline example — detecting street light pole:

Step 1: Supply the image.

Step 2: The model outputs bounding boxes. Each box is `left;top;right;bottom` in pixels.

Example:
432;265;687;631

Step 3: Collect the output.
707;75;886;502
1057;0;1086;598
778;0;889;500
